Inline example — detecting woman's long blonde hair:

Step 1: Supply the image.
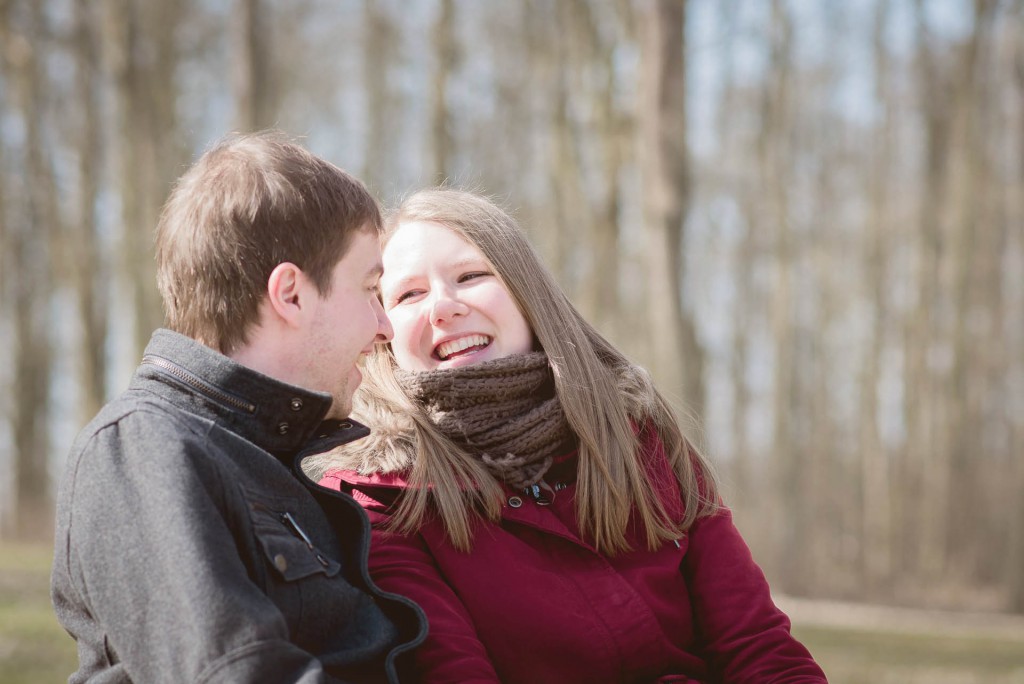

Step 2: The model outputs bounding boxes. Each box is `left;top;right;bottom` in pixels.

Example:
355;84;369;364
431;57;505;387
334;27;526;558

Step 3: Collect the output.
358;189;718;554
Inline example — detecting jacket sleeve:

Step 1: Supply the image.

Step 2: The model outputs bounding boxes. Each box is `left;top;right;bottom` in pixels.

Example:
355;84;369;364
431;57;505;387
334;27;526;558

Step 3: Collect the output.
365;527;502;684
55;410;339;684
682;503;827;683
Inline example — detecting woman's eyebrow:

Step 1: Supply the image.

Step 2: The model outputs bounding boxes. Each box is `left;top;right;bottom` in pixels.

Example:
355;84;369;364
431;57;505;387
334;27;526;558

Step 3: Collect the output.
382;274;418;295
384;257;487;291
447;257;488;270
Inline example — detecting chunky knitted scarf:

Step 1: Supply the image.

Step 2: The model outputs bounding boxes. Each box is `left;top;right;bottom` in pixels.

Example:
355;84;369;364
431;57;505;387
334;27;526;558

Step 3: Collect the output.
394;352;576;489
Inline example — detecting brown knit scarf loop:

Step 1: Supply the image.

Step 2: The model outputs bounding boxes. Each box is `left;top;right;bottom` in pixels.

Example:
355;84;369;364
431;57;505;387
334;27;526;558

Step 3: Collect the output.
394;352;576;489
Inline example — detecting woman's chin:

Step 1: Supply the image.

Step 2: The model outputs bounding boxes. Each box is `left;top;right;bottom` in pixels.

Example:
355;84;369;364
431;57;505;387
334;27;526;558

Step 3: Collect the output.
436;348;493;370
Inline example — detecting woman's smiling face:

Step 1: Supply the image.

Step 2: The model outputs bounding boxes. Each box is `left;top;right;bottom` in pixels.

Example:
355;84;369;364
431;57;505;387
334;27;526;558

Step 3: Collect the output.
380;220;534;372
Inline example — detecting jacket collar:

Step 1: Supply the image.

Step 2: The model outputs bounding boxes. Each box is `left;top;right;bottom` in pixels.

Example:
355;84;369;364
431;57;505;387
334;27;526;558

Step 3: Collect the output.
133;329;369;460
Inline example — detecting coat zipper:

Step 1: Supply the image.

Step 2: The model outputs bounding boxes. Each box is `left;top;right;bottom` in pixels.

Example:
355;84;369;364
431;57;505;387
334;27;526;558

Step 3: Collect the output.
142;354;257;413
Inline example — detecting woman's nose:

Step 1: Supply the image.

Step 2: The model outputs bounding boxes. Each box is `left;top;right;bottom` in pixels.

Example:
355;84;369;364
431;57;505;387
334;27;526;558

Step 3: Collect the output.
429;289;469;325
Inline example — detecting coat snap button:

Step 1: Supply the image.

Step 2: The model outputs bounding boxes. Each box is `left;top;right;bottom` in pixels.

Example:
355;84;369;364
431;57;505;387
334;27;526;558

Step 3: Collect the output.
274;554;288;572
277;422;289;435
289;398;303;411
339;421;352;429
507;496;523;508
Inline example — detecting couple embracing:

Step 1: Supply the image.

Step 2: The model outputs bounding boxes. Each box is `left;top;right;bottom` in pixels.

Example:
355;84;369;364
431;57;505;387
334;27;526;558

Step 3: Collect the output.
52;131;826;684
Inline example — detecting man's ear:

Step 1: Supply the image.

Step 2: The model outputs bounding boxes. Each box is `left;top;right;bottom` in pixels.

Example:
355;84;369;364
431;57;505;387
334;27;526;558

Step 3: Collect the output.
266;262;308;327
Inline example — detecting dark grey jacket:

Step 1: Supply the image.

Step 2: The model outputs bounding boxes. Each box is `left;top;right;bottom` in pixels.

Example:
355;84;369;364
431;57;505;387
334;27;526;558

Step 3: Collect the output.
51;329;426;683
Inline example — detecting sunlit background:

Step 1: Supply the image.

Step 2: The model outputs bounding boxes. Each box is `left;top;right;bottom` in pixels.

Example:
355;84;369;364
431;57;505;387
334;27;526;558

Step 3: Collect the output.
1;0;1022;681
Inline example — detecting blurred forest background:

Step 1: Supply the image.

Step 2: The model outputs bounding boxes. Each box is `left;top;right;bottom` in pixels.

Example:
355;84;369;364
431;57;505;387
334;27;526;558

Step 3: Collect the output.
0;0;1022;627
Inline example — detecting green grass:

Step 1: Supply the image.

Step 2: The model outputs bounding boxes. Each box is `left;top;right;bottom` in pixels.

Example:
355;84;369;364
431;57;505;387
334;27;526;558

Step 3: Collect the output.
795;624;1024;683
4;541;1024;683
0;542;77;684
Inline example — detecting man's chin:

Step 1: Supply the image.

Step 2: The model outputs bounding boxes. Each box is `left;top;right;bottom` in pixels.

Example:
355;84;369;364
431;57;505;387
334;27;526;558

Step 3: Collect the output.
324;398;353;421
324;371;358;420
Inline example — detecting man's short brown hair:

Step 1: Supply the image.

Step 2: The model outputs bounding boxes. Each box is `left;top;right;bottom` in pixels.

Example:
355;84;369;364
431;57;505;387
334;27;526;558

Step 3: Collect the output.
155;131;382;354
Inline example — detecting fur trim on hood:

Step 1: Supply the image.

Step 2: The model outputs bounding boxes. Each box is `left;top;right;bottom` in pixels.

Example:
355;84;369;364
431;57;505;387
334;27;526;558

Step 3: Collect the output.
302;388;418;482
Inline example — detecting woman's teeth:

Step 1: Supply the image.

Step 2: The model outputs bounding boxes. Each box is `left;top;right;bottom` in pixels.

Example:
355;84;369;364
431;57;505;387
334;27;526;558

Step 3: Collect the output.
436;335;491;360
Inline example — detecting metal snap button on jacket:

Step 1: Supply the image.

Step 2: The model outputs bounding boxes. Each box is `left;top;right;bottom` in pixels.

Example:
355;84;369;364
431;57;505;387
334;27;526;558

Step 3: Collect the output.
507;496;523;508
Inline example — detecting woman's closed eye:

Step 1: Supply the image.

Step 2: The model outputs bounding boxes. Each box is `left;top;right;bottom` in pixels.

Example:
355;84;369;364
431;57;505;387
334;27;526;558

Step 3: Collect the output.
458;271;491;283
390;272;490;305
393;288;424;305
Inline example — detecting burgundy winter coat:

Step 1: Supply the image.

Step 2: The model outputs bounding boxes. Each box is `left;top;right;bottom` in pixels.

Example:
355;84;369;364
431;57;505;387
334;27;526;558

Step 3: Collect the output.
321;428;827;684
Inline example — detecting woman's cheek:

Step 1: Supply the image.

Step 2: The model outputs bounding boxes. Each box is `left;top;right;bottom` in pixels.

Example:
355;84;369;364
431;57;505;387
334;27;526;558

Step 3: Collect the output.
391;308;425;360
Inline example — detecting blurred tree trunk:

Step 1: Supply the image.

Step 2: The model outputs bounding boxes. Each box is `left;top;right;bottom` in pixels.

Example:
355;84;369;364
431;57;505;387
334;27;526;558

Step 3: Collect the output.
148;0;187;247
478;3;533;204
1011;422;1024;611
1004;0;1024;612
637;0;703;416
807;153;838;596
71;0;109;425
362;0;394;194
946;0;998;582
860;0;894;596
712;0;754;505
2;0;56;539
729;208;755;504
231;0;273;132
430;0;455;184
103;0;169;358
982;130;1013;592
0;0;9;533
0;4;7;308
586;66;626;346
975;92;1011;588
516;0;569;285
806;8;855;596
908;0;953;582
540;0;581;288
573;0;629;345
758;0;800;591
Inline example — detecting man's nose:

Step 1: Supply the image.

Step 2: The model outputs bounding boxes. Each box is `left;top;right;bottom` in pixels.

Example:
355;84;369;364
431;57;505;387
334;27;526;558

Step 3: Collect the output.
374;297;393;342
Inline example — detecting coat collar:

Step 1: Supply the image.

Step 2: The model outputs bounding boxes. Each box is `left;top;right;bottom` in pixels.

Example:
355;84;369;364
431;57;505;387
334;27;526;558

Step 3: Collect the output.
133;329;369;461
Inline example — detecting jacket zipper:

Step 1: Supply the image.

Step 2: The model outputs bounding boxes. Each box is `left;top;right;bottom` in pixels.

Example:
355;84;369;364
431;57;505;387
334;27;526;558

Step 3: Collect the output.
142;354;256;413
